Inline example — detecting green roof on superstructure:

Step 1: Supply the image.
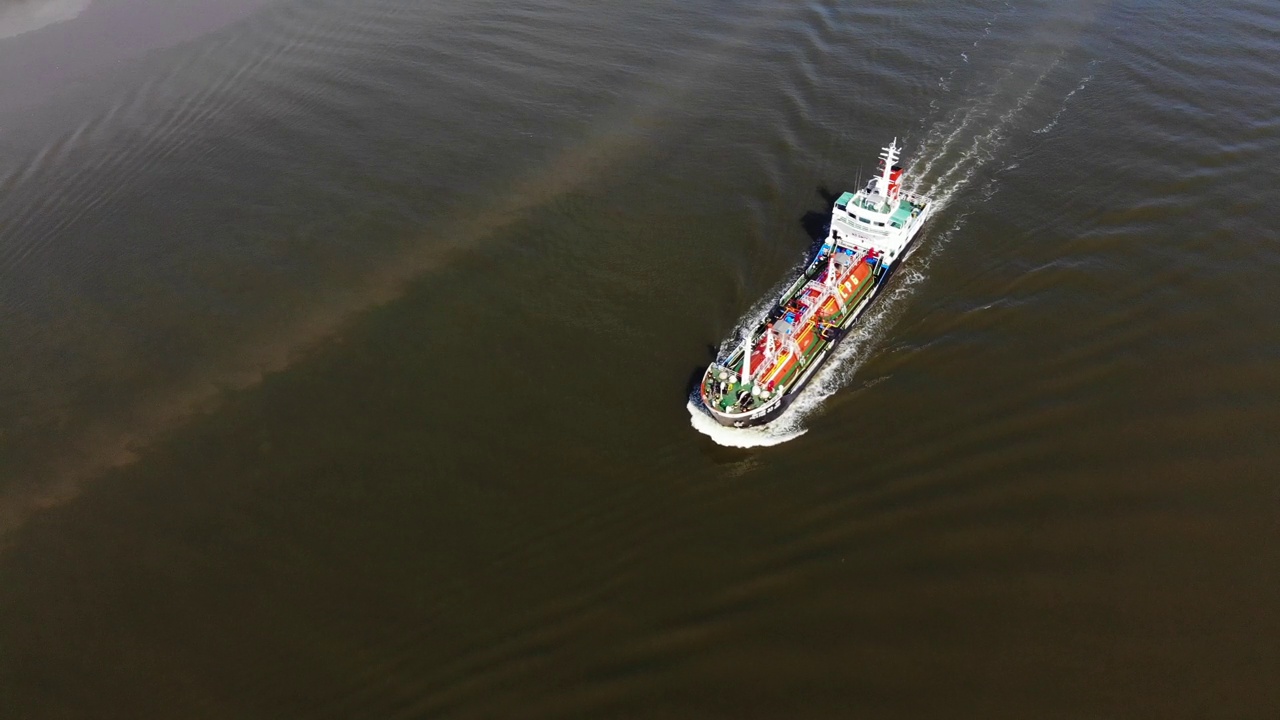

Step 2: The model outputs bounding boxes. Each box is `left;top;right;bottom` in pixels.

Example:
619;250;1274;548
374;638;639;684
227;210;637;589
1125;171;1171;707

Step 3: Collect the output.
890;201;915;226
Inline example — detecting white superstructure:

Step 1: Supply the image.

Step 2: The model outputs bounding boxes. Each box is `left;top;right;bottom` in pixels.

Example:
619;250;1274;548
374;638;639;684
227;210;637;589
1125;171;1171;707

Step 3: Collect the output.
827;138;932;264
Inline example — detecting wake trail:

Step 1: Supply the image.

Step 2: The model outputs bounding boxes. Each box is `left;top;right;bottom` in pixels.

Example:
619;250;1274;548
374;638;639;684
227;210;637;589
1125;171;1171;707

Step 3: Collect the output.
938;3;1017;92
915;51;1064;211
1034;61;1098;134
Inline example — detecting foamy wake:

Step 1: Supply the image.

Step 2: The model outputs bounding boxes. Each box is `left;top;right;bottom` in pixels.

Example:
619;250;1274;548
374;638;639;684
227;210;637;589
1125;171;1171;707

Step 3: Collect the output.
938;4;1013;92
686;400;807;447
1034;62;1098;134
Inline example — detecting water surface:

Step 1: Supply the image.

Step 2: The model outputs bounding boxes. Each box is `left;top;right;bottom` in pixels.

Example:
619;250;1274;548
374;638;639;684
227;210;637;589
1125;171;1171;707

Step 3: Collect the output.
1;0;1278;717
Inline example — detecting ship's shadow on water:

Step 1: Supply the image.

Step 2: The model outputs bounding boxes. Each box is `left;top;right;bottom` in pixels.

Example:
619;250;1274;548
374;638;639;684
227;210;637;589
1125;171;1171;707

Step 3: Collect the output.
685;352;715;397
801;186;842;252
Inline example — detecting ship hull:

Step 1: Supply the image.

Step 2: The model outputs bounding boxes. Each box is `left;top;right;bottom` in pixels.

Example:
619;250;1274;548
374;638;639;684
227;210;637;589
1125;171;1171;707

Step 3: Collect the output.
700;216;927;429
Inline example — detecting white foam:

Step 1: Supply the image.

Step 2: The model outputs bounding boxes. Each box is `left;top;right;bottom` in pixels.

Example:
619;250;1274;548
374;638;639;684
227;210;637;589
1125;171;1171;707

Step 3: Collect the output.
687;400;807;447
1034;64;1097;134
913;51;1066;211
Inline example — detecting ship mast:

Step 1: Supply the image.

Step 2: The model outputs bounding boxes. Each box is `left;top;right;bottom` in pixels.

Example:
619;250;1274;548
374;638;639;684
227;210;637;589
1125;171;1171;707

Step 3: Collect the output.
878;138;900;201
741;333;752;386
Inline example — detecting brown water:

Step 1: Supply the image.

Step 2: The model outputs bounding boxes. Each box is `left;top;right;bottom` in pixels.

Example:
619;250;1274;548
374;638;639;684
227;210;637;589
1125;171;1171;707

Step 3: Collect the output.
2;0;1278;717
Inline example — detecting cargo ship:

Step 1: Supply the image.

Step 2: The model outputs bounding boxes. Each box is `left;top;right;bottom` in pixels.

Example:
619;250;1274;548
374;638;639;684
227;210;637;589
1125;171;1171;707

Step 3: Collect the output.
697;139;933;428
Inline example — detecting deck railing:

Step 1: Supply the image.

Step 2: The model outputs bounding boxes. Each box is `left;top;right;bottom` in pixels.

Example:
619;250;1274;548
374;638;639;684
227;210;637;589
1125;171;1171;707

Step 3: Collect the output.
900;189;931;206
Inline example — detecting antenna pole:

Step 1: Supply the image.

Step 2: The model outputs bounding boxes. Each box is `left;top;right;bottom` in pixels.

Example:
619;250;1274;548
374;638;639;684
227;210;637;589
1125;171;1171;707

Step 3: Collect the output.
879;138;899;200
